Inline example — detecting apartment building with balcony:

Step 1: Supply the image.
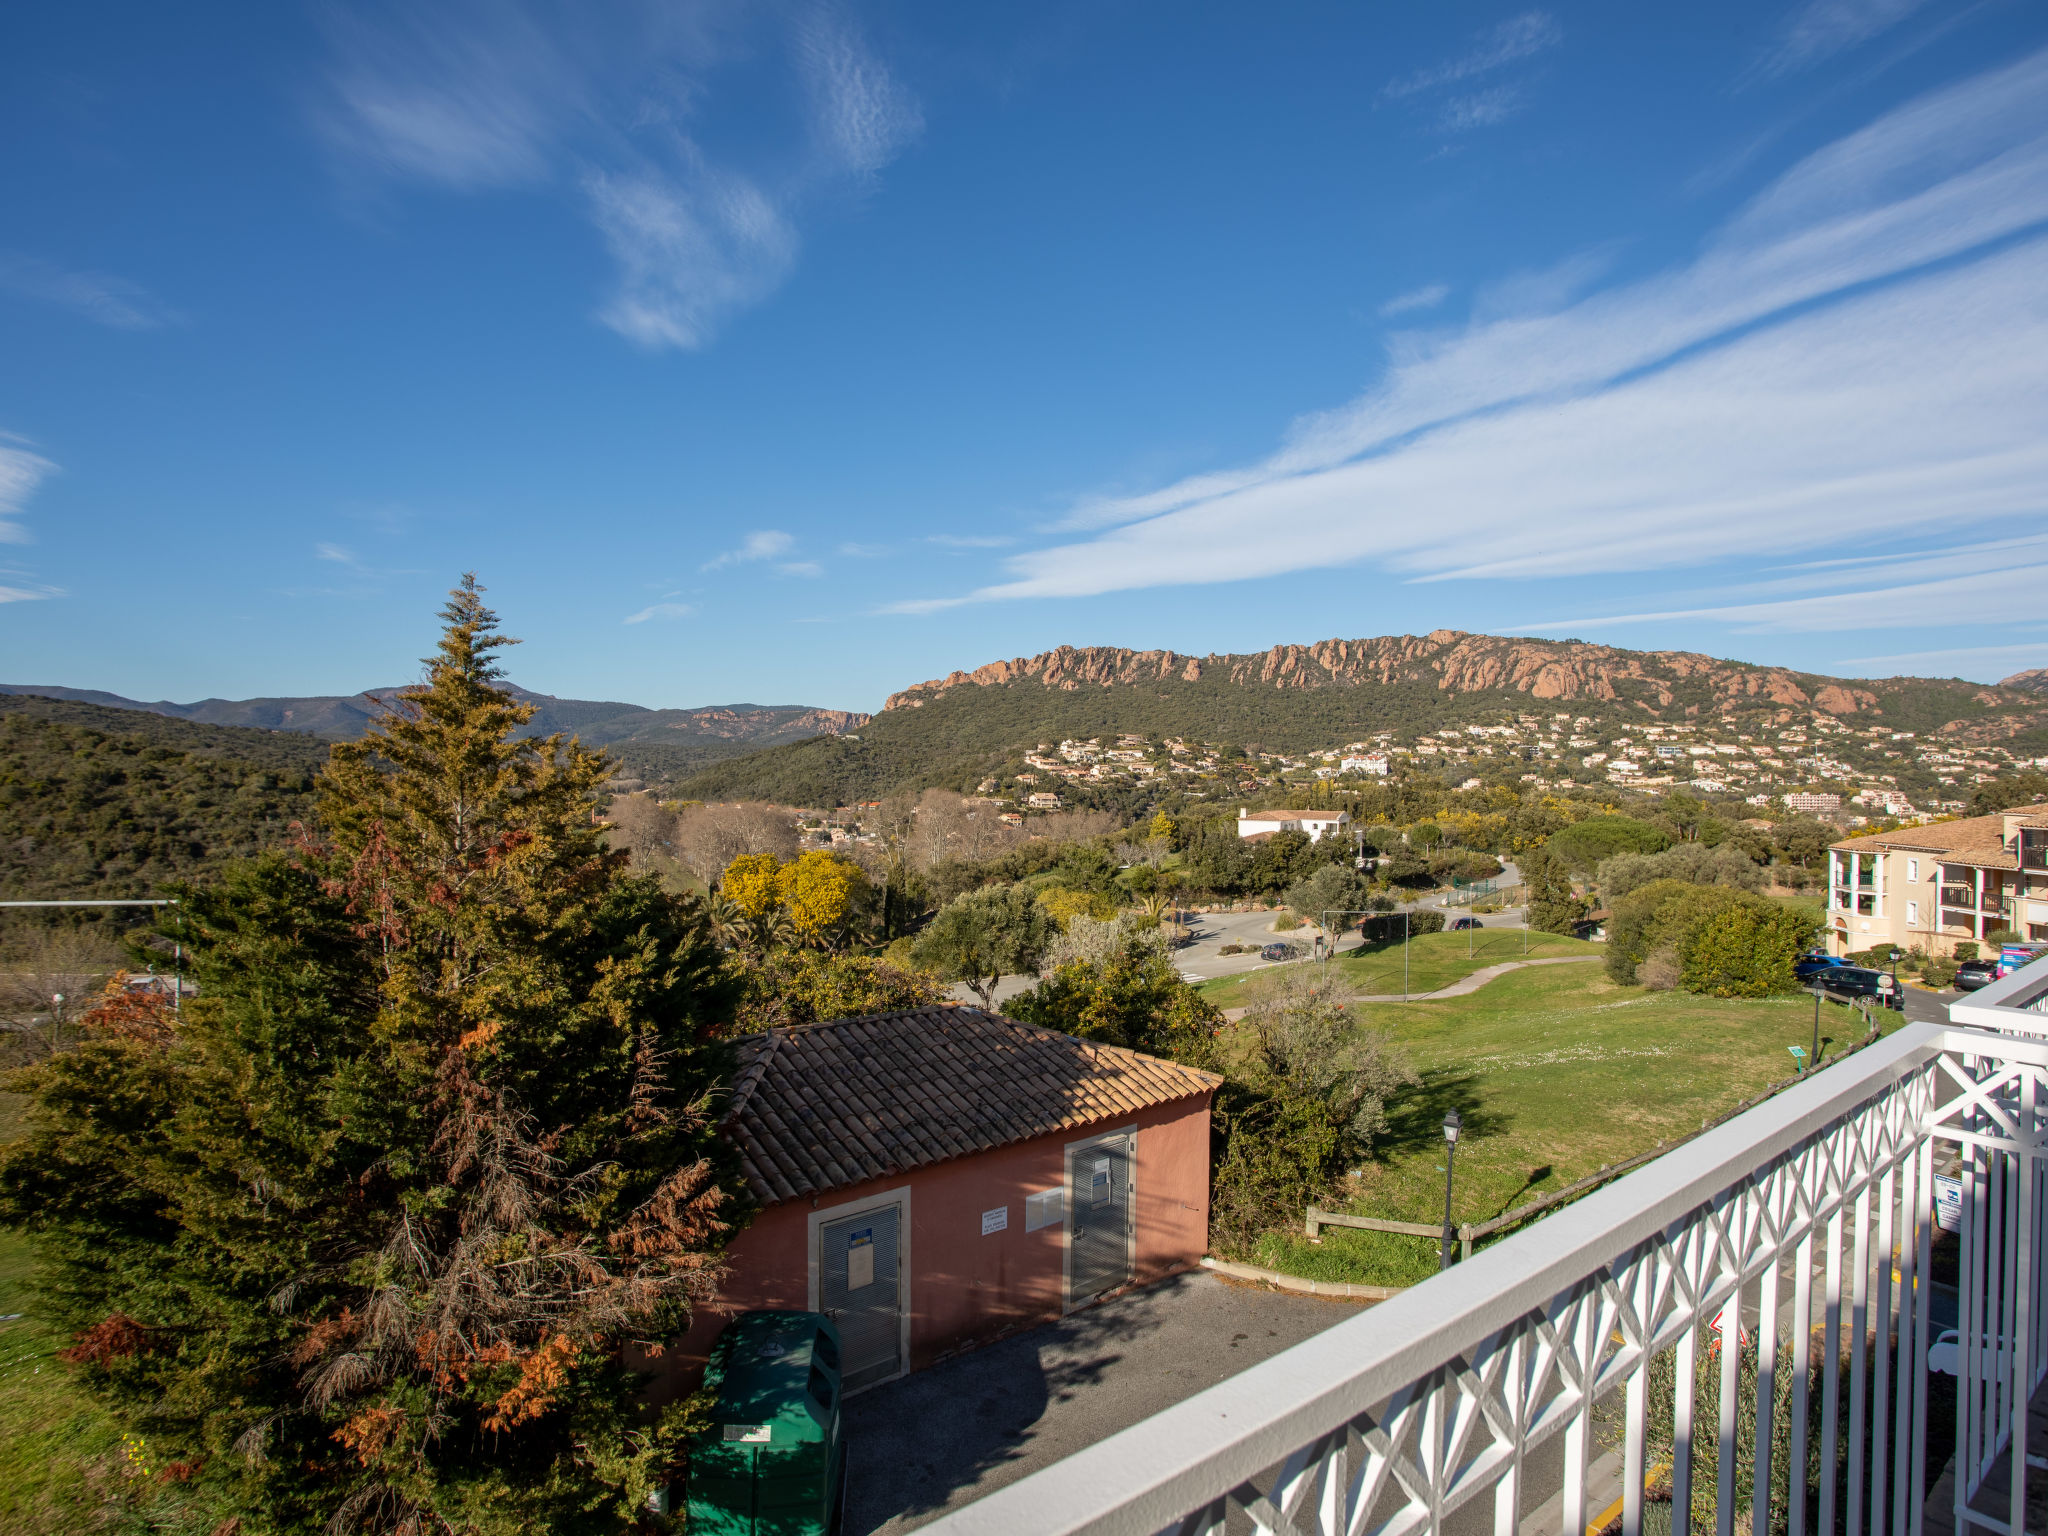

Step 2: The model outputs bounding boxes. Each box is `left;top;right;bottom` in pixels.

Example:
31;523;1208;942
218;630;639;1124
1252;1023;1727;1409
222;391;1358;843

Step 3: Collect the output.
1826;801;2048;955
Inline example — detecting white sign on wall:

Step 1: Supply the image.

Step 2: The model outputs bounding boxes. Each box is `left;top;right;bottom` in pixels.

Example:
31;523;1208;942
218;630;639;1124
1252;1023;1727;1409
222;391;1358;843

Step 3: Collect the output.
981;1206;1009;1236
1025;1188;1064;1232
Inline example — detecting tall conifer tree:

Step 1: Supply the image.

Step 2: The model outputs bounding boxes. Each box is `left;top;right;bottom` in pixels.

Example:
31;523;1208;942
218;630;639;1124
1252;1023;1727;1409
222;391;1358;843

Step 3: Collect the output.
1;577;739;1533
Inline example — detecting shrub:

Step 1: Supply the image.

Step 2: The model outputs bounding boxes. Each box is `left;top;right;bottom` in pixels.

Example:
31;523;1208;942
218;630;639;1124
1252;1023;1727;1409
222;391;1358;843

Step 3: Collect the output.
1605;879;1743;985
1193;972;1417;1254
1678;901;1816;997
727;950;942;1032
1597;843;1765;903
1357;910;1445;943
1549;815;1671;874
1272;912;1302;931
1038;886;1120;930
1282;863;1374;927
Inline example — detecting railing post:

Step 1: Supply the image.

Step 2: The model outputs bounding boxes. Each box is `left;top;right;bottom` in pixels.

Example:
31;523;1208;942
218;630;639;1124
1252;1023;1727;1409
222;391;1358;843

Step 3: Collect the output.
1789;1226;1814;1536
1753;1249;1780;1536
2013;1068;2037;1536
1848;1183;1871;1536
1909;1134;1933;1536
1562;1295;1594;1536
1820;1204;1843;1536
1870;1163;1895;1536
1306;1207;1321;1239
1461;1225;1473;1264
1717;1286;1741;1536
1890;1146;1918;1536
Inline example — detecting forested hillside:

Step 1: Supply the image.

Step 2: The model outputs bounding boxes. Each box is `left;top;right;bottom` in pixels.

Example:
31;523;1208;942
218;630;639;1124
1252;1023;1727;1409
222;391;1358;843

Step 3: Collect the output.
0;684;868;776
0;696;328;899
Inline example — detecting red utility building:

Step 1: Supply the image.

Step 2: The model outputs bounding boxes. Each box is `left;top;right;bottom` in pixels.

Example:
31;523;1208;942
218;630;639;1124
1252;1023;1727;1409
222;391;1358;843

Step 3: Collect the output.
651;1005;1220;1397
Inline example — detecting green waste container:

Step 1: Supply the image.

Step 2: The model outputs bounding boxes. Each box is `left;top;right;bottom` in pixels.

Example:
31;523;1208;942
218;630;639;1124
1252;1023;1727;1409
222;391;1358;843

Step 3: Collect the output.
687;1310;846;1536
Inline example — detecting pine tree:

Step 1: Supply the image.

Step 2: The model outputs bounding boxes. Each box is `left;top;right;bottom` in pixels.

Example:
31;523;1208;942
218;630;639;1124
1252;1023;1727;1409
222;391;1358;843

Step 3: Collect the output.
1523;844;1589;935
0;577;740;1533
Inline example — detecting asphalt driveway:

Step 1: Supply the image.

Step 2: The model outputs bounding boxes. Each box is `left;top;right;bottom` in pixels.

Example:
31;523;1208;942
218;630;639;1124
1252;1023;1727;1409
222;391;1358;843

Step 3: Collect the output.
839;1270;1366;1534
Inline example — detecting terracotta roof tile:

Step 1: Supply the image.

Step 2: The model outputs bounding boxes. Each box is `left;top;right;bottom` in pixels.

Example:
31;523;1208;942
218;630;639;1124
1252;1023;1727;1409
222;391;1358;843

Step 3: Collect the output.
1831;802;2048;870
721;1005;1223;1205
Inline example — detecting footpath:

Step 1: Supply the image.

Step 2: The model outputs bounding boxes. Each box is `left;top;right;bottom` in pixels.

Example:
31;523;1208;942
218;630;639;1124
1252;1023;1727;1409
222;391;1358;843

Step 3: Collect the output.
1222;954;1603;1017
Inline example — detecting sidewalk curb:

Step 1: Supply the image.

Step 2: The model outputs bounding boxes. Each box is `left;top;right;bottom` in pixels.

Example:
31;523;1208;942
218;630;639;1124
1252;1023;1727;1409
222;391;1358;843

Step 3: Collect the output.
1200;1255;1402;1301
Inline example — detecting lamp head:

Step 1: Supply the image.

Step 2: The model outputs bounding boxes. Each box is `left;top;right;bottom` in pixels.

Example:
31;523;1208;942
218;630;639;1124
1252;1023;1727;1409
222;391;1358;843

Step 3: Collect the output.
1443;1109;1462;1146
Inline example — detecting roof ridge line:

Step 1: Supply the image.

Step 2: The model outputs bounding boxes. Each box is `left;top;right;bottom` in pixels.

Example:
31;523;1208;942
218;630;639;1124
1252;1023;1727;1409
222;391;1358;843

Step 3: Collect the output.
723;1028;785;1127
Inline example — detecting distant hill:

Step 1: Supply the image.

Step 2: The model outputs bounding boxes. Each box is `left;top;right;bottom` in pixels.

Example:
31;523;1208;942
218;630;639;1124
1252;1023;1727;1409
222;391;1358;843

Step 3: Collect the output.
0;695;329;901
2003;667;2048;694
0;684;870;791
675;629;2048;806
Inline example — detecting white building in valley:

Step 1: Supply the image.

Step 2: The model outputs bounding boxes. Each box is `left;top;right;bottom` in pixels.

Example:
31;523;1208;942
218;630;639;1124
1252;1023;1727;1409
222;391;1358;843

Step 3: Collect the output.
1236;808;1352;843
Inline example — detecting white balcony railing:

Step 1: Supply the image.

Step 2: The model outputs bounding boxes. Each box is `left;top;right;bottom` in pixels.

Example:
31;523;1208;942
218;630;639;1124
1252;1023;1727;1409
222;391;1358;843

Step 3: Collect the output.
926;1007;2048;1536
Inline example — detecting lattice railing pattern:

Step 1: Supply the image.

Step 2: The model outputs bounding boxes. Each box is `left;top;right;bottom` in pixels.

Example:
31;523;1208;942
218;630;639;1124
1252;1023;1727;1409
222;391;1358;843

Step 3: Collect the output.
924;1023;2048;1536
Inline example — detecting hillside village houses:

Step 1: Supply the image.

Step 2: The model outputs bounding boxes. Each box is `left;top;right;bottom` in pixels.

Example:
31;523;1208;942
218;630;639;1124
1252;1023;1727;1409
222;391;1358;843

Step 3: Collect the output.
1826;804;2048;955
968;708;2041;826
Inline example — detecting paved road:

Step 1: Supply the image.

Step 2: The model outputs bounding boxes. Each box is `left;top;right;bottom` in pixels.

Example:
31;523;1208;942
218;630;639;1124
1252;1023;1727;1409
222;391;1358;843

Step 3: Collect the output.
840;1271;1364;1534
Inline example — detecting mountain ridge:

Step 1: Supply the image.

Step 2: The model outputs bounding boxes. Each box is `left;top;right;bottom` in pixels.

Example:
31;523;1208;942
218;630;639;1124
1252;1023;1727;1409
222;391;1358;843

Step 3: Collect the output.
679;629;2048;807
0;683;869;747
884;630;2021;717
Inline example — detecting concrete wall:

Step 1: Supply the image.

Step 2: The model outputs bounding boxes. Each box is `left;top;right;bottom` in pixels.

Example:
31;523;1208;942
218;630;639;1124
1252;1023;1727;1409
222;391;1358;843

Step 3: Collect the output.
641;1093;1212;1404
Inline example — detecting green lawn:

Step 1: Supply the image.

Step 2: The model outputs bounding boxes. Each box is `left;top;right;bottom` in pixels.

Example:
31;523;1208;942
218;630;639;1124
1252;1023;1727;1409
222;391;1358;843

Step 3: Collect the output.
1198;928;1604;1010
1251;964;1896;1287
0;1225;130;1535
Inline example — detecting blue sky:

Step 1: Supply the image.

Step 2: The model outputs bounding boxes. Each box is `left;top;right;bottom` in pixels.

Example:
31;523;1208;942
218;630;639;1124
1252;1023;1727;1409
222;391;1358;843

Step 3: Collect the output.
3;1;2046;712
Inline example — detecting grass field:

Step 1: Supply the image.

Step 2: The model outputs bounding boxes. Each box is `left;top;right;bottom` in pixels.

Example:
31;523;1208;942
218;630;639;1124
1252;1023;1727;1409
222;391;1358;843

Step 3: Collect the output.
0;1225;129;1535
1250;963;1897;1287
1197;928;1604;1009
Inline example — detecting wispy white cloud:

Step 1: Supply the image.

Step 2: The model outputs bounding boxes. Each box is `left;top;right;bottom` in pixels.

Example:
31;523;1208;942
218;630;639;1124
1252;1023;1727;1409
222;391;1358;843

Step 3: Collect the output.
702;529;795;570
1757;0;1937;80
0;443;55;545
0;253;177;330
624;600;694;624
1380;283;1450;318
1382;12;1562;101
927;533;1014;549
794;7;923;176
1516;563;2048;637
315;541;360;566
1440;86;1526;131
837;541;886;557
910;50;2048;640
1837;641;2048;676
315;1;920;351
776;560;824;578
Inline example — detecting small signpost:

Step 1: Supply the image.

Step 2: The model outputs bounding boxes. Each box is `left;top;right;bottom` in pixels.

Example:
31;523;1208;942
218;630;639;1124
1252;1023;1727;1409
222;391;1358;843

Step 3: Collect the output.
1789;1044;1809;1074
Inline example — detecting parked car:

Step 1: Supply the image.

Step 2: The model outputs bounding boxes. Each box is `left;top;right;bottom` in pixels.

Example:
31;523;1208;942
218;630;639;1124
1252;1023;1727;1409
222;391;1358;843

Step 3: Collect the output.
1448;917;1484;931
1260;942;1295;962
1813;965;1902;1009
1952;958;2000;992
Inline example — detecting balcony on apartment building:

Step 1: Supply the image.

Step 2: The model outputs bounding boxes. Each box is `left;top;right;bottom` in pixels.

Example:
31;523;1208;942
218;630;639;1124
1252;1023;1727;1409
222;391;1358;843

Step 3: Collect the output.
924;963;2048;1536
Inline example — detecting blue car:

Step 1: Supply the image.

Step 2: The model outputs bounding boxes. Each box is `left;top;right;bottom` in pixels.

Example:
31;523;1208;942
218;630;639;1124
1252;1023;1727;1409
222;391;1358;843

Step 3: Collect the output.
1793;954;1849;984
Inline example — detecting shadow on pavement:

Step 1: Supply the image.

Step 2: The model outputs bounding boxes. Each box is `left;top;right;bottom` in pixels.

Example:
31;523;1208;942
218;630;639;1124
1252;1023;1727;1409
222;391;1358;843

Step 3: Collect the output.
839;1271;1358;1535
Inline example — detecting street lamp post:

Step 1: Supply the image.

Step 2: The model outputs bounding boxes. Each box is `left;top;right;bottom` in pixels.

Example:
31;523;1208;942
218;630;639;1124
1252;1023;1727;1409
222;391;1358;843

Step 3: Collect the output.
1889;948;1903;1012
1808;985;1824;1070
1440;1110;1462;1271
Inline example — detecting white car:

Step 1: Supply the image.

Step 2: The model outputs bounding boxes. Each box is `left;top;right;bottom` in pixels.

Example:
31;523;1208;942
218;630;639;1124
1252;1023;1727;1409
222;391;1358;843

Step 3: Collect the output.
1927;1329;2012;1378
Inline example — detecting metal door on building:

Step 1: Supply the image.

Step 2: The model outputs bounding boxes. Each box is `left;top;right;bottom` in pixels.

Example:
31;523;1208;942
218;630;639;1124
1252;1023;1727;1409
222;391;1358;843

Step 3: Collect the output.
818;1203;903;1392
1067;1131;1134;1308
